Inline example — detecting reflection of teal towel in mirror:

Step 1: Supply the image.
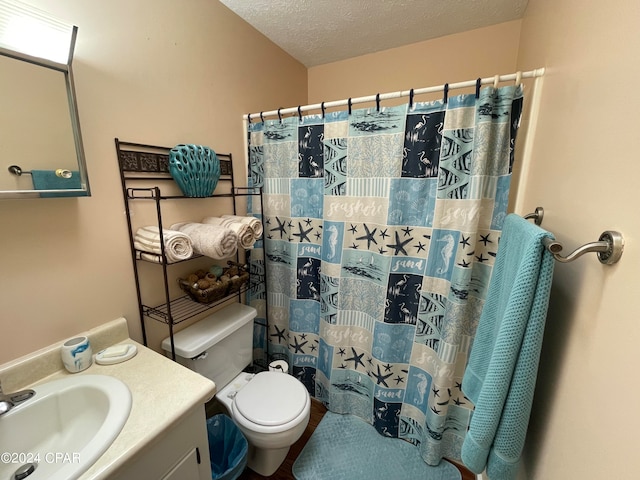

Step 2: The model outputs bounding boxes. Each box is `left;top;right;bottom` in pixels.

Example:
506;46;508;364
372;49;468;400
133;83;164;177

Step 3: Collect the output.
31;170;86;197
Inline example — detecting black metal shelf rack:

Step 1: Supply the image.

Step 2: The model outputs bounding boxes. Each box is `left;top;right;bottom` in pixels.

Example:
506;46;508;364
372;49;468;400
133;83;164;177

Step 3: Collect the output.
115;138;264;360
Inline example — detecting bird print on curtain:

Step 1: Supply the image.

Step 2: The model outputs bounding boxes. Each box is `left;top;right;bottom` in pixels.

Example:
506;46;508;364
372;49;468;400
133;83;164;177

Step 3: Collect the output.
246;84;524;465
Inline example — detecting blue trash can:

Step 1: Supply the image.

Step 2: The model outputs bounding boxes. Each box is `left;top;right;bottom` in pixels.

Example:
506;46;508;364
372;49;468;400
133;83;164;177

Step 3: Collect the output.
207;414;248;480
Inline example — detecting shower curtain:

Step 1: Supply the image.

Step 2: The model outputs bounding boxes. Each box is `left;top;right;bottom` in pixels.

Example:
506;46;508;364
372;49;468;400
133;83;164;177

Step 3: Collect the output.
246;84;524;464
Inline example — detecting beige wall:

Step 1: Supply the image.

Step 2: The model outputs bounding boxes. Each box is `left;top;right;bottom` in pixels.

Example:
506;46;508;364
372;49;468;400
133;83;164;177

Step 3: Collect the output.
309;20;522;106
0;0;306;364
515;0;640;479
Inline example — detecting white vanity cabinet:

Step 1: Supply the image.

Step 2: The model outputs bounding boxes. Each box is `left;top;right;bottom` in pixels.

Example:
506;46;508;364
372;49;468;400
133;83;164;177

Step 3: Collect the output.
0;320;217;480
110;406;212;480
161;447;201;480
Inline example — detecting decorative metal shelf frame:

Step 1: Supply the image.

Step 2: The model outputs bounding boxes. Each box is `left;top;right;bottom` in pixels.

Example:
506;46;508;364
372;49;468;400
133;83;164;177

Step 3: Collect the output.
115;138;265;360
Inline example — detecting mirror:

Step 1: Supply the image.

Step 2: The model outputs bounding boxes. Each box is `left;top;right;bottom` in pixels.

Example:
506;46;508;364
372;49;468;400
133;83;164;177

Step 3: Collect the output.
0;1;90;199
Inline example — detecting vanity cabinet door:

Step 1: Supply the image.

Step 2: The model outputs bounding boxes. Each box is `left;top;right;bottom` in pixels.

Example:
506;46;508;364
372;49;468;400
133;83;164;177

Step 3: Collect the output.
110;406;212;480
161;448;201;480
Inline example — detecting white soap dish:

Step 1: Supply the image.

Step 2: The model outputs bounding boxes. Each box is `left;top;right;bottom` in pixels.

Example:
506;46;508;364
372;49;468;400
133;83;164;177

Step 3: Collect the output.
95;344;137;365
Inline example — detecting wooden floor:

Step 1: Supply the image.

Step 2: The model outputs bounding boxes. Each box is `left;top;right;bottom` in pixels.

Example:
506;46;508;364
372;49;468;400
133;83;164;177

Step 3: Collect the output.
234;399;475;480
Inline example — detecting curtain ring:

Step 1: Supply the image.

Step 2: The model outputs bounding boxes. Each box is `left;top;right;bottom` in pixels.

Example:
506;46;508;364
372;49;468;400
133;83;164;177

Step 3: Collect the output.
297;105;302;121
277;108;282;123
515;70;522;86
348;97;352;115
247;113;252;123
376;93;380;112
493;74;500;88
443;83;449;104
409;88;414;109
321;101;325;118
260;111;264;123
475;78;482;99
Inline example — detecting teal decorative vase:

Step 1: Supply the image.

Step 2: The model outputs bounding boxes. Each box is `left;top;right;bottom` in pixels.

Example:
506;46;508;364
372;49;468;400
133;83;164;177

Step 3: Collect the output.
169;144;220;197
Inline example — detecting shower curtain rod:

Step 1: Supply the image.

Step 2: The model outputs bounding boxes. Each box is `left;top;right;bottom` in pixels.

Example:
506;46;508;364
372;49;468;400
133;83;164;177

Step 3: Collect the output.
243;68;545;120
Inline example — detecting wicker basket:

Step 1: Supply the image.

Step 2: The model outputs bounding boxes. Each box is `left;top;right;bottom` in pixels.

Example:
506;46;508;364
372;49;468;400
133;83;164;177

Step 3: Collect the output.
178;278;229;304
179;261;250;304
228;270;250;294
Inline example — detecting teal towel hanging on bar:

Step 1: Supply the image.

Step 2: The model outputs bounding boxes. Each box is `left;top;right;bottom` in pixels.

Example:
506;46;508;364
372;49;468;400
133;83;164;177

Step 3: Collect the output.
31;170;85;197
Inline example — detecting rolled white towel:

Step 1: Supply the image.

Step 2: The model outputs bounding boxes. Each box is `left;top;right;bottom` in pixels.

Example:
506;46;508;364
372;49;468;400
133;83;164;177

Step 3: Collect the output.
220;214;263;239
170;222;238;259
134;226;193;263
201;216;256;249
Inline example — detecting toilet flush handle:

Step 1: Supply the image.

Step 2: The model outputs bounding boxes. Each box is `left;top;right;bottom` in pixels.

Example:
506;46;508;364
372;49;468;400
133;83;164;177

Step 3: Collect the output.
192;352;208;361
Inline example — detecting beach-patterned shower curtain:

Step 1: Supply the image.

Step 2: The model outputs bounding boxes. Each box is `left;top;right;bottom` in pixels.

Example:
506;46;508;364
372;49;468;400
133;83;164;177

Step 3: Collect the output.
246;84;524;464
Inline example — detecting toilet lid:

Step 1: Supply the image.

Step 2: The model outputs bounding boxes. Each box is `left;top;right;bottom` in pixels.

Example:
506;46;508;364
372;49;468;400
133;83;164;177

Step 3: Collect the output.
234;371;308;426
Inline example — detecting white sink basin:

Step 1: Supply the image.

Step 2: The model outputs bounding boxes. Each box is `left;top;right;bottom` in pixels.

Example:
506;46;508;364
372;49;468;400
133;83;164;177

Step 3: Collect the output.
0;374;132;480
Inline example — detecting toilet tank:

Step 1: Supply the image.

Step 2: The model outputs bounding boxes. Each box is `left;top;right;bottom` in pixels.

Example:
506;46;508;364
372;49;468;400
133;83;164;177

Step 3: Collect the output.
161;303;257;390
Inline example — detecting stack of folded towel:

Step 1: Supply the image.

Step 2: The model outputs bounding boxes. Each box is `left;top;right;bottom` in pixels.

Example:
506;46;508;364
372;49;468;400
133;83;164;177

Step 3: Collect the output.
201;215;261;249
170;222;238;259
134;226;194;263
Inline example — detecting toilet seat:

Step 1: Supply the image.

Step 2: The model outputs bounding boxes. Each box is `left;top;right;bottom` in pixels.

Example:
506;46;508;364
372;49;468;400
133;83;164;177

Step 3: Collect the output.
234;371;308;426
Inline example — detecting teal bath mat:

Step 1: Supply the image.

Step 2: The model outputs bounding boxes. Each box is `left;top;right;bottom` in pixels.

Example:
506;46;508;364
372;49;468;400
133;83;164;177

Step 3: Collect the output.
292;412;462;480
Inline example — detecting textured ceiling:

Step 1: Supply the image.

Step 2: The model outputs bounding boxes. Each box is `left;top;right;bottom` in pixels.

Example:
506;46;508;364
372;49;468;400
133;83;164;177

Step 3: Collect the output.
219;0;529;67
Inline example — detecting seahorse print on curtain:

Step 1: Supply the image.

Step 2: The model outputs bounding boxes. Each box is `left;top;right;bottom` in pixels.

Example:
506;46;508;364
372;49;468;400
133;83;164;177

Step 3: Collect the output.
247;85;524;465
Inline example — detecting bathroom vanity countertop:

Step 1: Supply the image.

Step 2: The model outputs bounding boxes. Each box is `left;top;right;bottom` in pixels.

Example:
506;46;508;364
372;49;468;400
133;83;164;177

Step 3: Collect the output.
77;340;216;479
0;319;216;480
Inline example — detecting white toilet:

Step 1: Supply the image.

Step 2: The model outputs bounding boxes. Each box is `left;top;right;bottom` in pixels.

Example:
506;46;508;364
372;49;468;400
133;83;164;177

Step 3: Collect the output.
161;303;310;476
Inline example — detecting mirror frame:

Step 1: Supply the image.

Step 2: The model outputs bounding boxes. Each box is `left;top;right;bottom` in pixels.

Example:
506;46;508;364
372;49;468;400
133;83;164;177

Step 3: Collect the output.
0;26;91;199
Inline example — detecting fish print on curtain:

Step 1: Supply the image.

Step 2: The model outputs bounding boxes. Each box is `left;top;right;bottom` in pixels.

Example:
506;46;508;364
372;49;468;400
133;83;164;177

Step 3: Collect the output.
246;85;524;465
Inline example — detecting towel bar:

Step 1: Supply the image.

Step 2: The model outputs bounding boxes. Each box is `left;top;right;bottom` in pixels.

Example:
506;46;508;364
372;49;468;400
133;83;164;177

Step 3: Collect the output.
524;207;624;265
8;165;31;176
523;206;544;226
8;165;72;179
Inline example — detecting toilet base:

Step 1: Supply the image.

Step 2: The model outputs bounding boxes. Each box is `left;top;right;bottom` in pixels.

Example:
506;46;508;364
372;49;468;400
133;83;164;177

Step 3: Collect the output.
246;444;290;477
